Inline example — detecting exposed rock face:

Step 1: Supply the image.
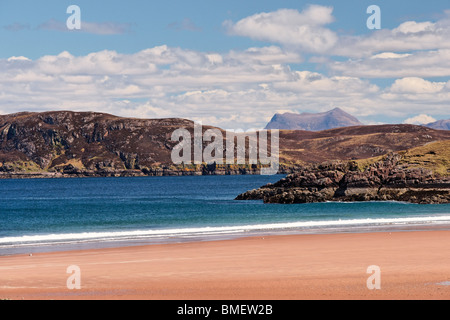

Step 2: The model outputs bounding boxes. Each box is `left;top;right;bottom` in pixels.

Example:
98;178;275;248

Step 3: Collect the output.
236;153;450;204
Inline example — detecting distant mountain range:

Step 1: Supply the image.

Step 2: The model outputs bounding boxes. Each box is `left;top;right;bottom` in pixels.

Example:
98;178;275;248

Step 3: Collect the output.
265;108;449;131
265;108;363;131
424;119;450;131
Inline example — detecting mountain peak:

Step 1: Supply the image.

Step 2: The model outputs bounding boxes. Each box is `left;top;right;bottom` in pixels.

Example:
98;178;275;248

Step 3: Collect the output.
265;108;363;131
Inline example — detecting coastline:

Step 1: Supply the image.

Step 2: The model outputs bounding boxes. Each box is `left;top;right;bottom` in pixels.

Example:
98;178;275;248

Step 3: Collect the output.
2;212;450;256
1;230;450;300
0;166;296;180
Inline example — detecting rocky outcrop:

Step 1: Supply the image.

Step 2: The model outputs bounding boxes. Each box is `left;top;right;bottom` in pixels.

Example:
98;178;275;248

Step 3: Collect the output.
236;153;450;204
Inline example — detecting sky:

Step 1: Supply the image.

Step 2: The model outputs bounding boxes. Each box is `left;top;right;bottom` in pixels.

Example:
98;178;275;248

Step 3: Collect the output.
0;0;449;129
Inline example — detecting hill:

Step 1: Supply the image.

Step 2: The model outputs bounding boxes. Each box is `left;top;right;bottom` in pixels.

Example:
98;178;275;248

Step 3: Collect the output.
277;124;450;165
0;111;449;178
265;107;363;131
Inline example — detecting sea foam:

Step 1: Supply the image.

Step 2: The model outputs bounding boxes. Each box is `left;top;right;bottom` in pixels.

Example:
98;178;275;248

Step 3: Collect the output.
2;215;450;247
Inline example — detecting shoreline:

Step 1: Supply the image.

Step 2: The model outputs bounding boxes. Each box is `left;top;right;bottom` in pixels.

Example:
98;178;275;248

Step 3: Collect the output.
0;167;295;180
1;230;450;300
2;221;450;257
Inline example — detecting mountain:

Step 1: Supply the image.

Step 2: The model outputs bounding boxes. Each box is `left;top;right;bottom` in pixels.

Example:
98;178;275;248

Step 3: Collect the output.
424;119;450;130
265;108;364;131
1;111;449;178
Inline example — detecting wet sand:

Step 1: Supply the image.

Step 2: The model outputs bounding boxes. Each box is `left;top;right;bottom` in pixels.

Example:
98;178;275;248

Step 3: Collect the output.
1;230;450;300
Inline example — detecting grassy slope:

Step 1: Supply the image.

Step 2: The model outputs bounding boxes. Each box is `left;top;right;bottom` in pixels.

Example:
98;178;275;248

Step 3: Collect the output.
353;140;450;177
397;140;450;176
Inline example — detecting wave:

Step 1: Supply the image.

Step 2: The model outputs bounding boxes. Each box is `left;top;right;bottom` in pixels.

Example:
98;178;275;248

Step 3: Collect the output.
2;215;450;247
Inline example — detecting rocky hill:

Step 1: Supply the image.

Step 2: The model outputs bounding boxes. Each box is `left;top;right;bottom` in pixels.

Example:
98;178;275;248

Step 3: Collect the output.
265;108;363;131
277;124;450;165
0;111;449;178
236;141;450;204
0;111;278;177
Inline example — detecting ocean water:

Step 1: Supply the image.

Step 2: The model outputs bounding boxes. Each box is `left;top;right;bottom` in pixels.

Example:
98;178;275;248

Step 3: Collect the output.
1;175;449;255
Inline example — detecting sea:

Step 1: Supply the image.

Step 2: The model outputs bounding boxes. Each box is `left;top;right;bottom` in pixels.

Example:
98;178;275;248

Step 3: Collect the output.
1;175;449;256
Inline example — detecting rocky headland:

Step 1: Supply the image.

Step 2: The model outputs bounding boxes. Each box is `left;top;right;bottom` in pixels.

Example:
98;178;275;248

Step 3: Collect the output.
236;141;450;204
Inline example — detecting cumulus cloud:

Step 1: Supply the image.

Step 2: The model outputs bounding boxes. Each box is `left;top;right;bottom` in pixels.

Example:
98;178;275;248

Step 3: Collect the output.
1;43;449;130
0;46;371;128
403;114;437;125
0;46;305;128
393;21;435;34
377;78;450;119
316;10;450;80
224;6;338;53
390;77;446;94
333;18;450;58
222;6;450;84
330;49;450;78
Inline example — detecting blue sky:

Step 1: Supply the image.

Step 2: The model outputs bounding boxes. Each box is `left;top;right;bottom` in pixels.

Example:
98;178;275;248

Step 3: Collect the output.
2;0;447;58
1;0;449;129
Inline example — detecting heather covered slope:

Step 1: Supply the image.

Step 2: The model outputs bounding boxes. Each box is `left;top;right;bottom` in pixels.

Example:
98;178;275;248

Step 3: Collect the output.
0;111;191;176
278;124;450;165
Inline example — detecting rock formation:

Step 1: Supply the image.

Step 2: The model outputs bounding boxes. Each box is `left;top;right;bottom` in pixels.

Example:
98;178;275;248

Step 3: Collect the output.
236;141;450;204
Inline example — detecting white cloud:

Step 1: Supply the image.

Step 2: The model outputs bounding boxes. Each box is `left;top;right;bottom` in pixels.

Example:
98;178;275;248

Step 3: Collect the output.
7;56;31;62
0;45;449;130
330;49;450;78
228;46;303;65
370;52;411;59
333;23;450;59
403;114;437;125
331;11;450;59
393;21;435;34
224;6;337;53
223;6;450;83
224;7;450;62
390;77;445;94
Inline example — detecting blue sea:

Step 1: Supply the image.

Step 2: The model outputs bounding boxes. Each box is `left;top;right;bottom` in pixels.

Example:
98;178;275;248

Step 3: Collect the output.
1;175;449;255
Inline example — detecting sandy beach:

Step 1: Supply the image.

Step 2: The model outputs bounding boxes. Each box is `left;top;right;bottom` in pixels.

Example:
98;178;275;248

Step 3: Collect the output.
1;230;450;300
